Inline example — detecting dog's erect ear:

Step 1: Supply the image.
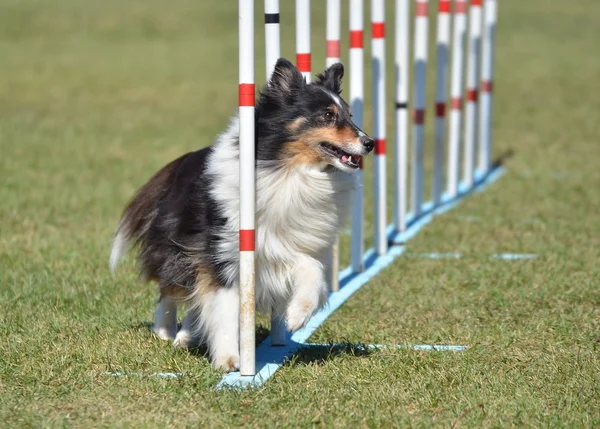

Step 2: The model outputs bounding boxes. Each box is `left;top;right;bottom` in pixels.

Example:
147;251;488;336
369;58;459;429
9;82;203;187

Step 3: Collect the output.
314;62;344;94
268;58;305;99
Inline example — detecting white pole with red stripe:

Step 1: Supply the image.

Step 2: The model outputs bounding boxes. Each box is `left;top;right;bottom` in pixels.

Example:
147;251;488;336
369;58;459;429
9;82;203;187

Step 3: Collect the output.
394;0;409;232
412;0;428;217
296;0;311;82
326;0;341;291
433;0;450;205
463;0;482;186
447;0;467;197
350;0;365;273
238;0;256;377
264;0;286;347
264;0;280;81
479;0;496;174
326;0;341;67
371;0;387;256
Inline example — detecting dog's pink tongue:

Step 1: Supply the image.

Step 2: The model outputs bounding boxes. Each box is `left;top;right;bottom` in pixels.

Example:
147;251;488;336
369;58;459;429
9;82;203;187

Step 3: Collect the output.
341;155;349;164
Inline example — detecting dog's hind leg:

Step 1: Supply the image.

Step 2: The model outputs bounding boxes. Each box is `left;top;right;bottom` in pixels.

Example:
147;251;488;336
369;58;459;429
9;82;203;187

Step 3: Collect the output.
188;267;240;372
201;286;240;371
152;295;178;340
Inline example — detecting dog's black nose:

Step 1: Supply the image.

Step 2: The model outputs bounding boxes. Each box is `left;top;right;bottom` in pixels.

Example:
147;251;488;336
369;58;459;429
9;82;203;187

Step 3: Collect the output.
360;136;375;153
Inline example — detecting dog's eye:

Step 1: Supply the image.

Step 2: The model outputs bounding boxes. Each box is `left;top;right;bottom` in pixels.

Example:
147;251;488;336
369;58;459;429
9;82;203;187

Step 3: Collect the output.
324;111;335;121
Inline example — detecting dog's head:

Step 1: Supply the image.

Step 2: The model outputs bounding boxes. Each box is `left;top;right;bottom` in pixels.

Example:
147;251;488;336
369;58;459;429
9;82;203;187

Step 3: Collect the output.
256;58;374;172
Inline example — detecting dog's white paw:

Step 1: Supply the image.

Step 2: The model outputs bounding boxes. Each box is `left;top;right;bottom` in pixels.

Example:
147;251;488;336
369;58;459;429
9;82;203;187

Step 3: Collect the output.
286;299;317;333
173;329;197;349
213;354;240;372
153;325;177;341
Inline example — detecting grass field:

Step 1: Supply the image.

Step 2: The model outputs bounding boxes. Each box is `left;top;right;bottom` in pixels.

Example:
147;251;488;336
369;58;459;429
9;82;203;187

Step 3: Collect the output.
1;0;599;427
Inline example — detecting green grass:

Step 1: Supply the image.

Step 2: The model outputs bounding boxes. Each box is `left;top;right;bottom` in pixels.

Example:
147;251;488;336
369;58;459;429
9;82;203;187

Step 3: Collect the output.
1;0;599;427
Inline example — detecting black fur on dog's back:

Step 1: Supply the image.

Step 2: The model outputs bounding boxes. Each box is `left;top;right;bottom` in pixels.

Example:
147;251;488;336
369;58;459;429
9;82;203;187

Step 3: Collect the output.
110;147;229;292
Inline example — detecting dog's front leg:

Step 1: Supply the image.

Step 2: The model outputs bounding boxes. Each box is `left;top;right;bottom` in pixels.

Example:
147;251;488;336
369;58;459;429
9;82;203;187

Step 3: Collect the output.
286;255;328;333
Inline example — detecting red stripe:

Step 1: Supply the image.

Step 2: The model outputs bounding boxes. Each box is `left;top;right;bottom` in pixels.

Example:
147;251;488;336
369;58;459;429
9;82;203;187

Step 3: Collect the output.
413;109;425;124
451;97;462;110
238;83;255;107
350;30;364;48
471;0;482;6
455;0;467;14
481;80;493;93
326;40;340;58
435;102;446;117
467;88;478;102
239;229;255;251
416;1;428;17
296;53;311;73
439;0;450;13
372;22;385;39
375;139;386;155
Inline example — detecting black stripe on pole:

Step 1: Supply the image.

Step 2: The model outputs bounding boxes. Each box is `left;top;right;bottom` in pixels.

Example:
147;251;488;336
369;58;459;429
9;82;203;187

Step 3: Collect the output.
265;13;280;24
396;102;408;109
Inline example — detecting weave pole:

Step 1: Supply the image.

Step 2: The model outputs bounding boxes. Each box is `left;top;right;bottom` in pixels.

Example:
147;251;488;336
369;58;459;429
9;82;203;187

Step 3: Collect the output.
411;0;428;217
326;0;341;292
432;0;450;206
463;0;483;186
326;0;341;67
350;0;365;273
372;0;387;256
238;0;256;376
296;0;311;82
393;0;409;233
447;0;467;198
479;0;496;173
264;0;280;79
264;0;287;348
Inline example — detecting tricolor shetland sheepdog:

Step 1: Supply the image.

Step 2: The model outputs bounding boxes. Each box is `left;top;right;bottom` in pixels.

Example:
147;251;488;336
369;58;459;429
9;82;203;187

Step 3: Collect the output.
109;58;374;371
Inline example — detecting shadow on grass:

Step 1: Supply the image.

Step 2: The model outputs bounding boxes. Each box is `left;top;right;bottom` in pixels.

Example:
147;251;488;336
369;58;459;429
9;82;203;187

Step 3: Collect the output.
128;320;270;357
282;342;376;367
493;149;514;169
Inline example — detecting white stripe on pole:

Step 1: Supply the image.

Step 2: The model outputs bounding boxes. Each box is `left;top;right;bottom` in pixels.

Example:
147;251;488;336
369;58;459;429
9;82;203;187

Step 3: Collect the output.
394;0;409;232
264;0;286;348
372;0;387;256
447;0;467;198
350;0;365;273
433;1;450;206
412;0;428;217
238;0;256;376
326;0;341;292
296;0;311;82
479;0;497;174
326;0;341;67
264;0;280;81
463;0;483;187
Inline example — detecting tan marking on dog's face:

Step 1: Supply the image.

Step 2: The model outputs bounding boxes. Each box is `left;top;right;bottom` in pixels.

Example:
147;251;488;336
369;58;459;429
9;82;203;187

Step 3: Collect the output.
282;123;360;166
329;104;340;116
286;117;308;132
281;139;323;165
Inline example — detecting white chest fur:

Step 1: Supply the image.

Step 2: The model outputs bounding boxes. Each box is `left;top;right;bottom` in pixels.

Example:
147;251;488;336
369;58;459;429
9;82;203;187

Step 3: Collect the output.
207;119;356;311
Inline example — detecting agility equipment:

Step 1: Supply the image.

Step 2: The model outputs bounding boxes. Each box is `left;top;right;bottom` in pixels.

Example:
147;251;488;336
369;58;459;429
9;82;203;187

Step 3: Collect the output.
233;0;499;385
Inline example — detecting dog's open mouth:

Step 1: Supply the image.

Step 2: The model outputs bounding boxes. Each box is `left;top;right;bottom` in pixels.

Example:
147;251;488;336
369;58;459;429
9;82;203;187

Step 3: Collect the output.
319;142;361;169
